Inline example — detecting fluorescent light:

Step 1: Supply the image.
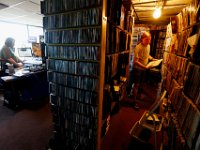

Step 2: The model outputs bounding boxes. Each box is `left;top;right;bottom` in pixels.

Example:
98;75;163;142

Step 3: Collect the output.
153;7;161;19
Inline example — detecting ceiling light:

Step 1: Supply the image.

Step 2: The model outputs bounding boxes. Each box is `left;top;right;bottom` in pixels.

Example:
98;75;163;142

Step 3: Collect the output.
153;7;161;19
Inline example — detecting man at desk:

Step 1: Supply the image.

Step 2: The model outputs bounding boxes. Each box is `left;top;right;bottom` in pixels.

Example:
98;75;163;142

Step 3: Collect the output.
0;37;23;68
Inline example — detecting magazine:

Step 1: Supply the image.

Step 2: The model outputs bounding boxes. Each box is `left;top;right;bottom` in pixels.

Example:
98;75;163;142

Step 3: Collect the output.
146;59;163;68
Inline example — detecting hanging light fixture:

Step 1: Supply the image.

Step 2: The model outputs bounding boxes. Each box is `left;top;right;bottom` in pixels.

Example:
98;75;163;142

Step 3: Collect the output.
153;0;162;19
153;7;161;19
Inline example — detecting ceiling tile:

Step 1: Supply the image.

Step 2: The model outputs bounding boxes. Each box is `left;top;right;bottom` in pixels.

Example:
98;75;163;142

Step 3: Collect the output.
12;15;42;26
1;7;32;17
0;0;42;26
0;0;25;6
15;1;40;13
30;0;41;5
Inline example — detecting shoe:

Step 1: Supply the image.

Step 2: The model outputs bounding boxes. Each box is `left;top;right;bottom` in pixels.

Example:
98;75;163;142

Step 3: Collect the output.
133;103;140;110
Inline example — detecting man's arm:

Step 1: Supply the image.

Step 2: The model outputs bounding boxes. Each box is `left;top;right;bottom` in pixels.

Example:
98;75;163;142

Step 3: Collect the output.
148;55;158;61
7;58;23;67
16;56;23;63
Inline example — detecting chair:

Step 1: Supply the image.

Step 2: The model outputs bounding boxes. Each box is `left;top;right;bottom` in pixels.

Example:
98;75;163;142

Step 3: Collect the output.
129;90;167;150
0;58;6;76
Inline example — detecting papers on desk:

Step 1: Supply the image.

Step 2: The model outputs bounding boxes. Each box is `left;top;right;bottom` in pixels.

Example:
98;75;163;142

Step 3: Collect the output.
23;59;42;65
21;57;42;65
13;69;30;77
1;76;16;81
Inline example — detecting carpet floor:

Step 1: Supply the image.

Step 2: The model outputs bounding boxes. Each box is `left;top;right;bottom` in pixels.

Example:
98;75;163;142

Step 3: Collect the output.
0;82;162;150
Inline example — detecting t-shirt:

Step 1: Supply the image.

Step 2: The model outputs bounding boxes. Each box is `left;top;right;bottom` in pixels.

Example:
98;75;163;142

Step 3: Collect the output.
134;43;150;67
0;45;20;63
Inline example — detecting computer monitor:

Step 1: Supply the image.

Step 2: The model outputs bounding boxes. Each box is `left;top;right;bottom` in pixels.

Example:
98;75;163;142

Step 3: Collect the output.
18;47;33;57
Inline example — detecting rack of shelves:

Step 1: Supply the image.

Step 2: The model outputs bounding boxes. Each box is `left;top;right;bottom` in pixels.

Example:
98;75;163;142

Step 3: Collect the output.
102;0;133;139
162;0;200;149
41;0;133;149
42;0;107;150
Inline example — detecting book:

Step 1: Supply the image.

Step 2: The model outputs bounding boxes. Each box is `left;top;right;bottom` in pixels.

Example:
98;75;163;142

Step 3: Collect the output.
182;106;200;149
146;59;163;68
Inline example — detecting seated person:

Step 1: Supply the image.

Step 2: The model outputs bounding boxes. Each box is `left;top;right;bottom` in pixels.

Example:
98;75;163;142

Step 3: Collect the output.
0;37;23;68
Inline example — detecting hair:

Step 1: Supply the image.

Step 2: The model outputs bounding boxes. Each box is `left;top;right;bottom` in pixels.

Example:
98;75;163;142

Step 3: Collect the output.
5;37;15;47
141;31;151;40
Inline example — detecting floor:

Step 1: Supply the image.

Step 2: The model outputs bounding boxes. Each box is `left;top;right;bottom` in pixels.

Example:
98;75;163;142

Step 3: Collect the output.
0;82;162;150
102;83;162;150
0;94;53;150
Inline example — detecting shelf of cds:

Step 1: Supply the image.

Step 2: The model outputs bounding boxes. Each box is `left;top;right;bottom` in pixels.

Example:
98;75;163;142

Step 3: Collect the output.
102;0;133;138
41;0;107;150
161;0;200;149
155;30;166;59
41;0;133;149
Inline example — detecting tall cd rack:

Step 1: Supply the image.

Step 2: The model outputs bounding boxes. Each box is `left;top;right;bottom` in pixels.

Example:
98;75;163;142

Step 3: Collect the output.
41;0;107;150
161;0;200;149
100;1;133;142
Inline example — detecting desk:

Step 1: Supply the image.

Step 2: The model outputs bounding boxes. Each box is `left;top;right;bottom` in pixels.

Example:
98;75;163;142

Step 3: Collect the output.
146;68;162;85
1;69;48;108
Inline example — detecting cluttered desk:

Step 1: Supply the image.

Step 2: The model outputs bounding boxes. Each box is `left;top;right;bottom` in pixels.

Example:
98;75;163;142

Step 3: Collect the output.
1;47;48;108
4;47;44;75
18;47;43;66
6;63;44;76
1;67;48;108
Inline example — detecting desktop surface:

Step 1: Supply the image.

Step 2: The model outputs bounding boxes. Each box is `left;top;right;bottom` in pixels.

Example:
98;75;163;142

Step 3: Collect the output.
5;64;45;77
22;57;42;65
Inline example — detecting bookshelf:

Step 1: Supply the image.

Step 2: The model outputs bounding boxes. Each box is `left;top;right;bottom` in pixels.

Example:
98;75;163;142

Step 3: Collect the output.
102;0;133;139
153;30;166;59
41;0;133;150
162;0;200;149
42;0;107;150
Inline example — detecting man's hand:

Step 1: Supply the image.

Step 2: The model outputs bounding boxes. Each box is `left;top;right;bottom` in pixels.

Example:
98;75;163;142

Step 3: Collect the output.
146;65;150;69
16;63;23;68
152;58;158;61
